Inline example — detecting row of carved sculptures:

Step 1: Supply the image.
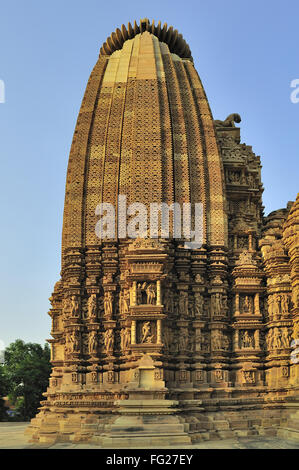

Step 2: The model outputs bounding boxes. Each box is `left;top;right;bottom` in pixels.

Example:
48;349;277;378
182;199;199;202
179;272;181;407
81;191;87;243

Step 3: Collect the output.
62;325;293;357
267;293;292;316
65;328;117;356
63;290;295;322
266;327;292;350
226;169;259;188
62;290;232;321
64;322;156;357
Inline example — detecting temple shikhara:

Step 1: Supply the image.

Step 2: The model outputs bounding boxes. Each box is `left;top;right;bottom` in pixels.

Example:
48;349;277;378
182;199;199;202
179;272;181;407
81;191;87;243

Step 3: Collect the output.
26;19;299;446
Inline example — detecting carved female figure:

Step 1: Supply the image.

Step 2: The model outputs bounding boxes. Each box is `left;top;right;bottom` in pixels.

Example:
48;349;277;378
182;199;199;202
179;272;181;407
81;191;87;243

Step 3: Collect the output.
120;327;130;351
141;321;152;343
146;283;156;305
194;293;204;316
104;329;114;354
273;294;281;316
213;293;222;316
179;291;189;315
123;289;130;313
71;296;80;318
88;294;97;319
70;330;81;352
104;292;113;319
88;330;98;354
242;330;254;349
281;294;289;314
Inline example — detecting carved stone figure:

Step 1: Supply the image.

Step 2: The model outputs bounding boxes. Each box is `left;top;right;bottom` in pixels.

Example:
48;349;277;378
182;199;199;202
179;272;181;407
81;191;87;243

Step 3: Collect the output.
69;330;81;353
103;292;113;319
170;332;179;353
104;329;114;355
214;113;241;128
215;369;223;381
242;370;255;384
267;295;273;316
179;329;188;351
222;334;230;351
141;321;152;343
281;328;291;348
70;296;80;318
137;283;144;305
87;294;97;319
272;328;282;349
164;290;173;313
222;294;228;313
179;291;189;315
281;294;290;314
195;274;204;284
212;293;222;316
273;294;281;316
241;330;254;349
194;293;204;316
88;330;98;354
63;296;71;319
163;327;171;349
202;333;210;353
266;329;274;350
173;293;179;317
212;330;222;350
146;283;156;305
238;236;248;249
123;289;130;313
120;327;130;351
243;295;253;314
119;289;130;316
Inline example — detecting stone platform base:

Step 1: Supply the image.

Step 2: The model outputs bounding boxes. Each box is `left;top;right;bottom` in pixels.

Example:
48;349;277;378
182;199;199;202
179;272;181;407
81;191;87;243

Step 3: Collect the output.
25;402;299;447
93;415;191;447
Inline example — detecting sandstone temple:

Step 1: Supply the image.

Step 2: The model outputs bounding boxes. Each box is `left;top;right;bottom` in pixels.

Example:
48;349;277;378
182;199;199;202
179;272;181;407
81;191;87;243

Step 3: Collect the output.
26;19;299;446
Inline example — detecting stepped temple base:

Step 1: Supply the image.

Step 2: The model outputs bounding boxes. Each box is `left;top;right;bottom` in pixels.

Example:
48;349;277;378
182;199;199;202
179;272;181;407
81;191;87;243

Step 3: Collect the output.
25;355;299;446
25;400;299;447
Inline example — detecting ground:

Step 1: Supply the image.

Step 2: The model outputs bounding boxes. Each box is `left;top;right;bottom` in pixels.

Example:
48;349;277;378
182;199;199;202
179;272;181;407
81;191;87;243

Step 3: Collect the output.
0;422;299;449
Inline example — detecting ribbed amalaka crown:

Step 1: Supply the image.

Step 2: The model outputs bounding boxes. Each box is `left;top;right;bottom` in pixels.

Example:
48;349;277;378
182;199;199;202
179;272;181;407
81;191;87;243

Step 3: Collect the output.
62;21;227;260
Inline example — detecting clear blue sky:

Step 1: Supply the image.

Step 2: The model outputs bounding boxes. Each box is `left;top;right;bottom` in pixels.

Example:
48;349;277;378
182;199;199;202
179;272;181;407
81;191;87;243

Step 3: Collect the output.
0;0;298;348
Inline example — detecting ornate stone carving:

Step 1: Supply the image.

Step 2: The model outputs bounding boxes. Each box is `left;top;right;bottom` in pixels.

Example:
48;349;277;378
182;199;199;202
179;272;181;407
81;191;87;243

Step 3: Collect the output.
70;296;80;318
179;291;189;315
242;295;253;314
87;294;97;319
120;327;131;351
104;329;114;355
141;321;153;344
211;293;222;316
103;292;113;319
214;113;241;128
194;293;204;316
242;369;255;384
240;330;255;349
88;330;99;354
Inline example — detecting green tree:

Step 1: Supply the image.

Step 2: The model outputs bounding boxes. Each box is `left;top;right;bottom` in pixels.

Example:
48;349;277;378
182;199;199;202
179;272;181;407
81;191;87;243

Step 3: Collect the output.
0;365;9;420
3;340;51;421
